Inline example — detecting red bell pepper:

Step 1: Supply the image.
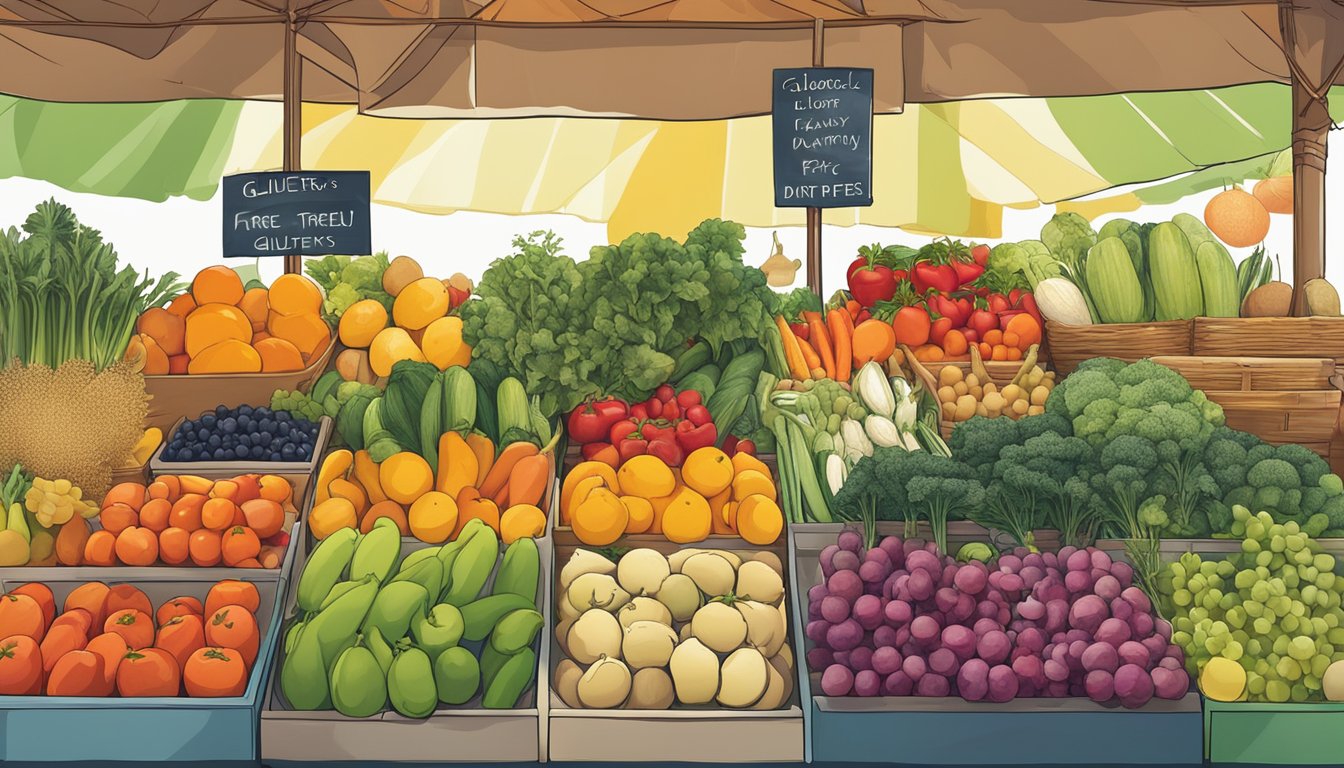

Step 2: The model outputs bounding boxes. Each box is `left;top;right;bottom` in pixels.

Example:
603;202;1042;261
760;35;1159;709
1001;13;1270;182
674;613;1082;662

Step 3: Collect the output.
912;261;958;295
951;257;985;287
655;384;676;403
567;397;630;444
674;419;718;454
685;404;712;427
629;402;650;422
617;436;648;463
1019;292;1044;328
640;420;676;443
930;295;967;329
987;293;1011;314
609;418;640;446
647;437;684;467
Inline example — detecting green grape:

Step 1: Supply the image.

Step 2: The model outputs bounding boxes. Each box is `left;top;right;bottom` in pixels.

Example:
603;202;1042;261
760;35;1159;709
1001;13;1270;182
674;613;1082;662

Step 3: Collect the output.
1244;600;1265;618
1273;636;1291;656
1288;636;1316;660
1276;657;1303;680
1172;589;1192;607
1283;615;1300;633
1223;640;1244;661
1172;630;1193;647
1316;553;1337;572
1270;535;1286;553
1311;655;1331;678
1254;617;1274;635
1170;561;1187;579
1247;672;1267;695
1250;582;1270;603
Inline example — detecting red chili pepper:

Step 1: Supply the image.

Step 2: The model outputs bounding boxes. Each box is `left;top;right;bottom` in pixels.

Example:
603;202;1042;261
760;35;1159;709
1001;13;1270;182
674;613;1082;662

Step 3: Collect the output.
1020;292;1044;328
567;397;630;444
646;437;685;467
971;244;991;267
674;419;718;454
987;293;1011;314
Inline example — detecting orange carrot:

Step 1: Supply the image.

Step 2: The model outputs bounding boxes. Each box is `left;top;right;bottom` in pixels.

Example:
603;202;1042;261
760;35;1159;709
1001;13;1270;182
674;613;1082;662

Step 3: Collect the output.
851;319;896;365
774;316;810;380
827;309;853;382
846;299;862;320
804;312;836;379
796;336;823;377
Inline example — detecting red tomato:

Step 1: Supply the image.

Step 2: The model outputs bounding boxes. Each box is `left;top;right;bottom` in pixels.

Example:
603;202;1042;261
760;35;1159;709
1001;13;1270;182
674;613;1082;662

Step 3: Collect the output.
968;309;999;337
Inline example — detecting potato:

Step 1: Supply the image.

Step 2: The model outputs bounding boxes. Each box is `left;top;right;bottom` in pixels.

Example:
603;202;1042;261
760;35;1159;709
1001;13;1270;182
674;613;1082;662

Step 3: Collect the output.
679;622;695;643
381;255;424;297
629;667;677;709
975;404;988;417
953;394;977;421
618;596;674;629
1031;386;1050;406
567;609;623;664
617;548;671;596
1000;384;1022;403
577;656;632;709
982;392;1006;412
736;561;785;604
937;385;957;404
1011;399;1030;416
1027;404;1045;416
952;381;969;397
555;616;576;657
670;638;720;704
983;382;997;395
680;552;736;597
623;621;679;669
554;658;585;709
568;573;631;613
655;573;703;622
938;365;962;386
940;402;956;420
965;373;979;388
692;601;749;653
717;647;769;708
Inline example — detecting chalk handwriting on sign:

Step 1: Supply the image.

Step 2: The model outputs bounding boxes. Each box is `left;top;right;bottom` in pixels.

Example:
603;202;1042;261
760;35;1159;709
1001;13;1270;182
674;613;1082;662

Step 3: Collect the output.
772;68;874;208
222;171;372;258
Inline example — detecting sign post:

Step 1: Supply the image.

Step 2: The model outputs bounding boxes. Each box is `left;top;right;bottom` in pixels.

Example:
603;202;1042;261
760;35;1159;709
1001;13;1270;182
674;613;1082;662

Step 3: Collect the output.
222;171;372;259
772;66;874;296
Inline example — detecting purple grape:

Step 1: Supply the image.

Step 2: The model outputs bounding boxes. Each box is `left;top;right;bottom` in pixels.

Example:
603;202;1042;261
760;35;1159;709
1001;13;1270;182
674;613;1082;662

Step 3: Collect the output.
828;570;863;604
820;595;850;624
1067;640;1090;671
1020;566;1045;589
998;554;1022;573
1017;627;1046;654
1110;597;1134;622
872;646;903;675
832;550;861;574
1096;618;1132;647
806;619;830;647
911;615;941;645
820;545;840;578
950;593;977;624
954;562;989;595
860;559;892;585
976;600;999;620
907;569;934;601
832;650;851;668
1046;681;1069;697
895;627;911;647
853;594;884;630
999;573;1025;594
1117;641;1149;668
977;630;1011;664
942;624;977;660
902;654;927;682
935;587;959;614
1039;552;1057;569
1094;574;1122;601
1059;546;1079;566
807;647;834;671
854;669;882;697
957;658;990;701
917;673;950;697
1082;642;1119;673
1045;599;1070;634
1151;666;1189;700
1044;658;1070;682
1141;635;1168;664
1114;663;1155;709
1068;595;1108;634
837;529;863;554
972;617;1001;637
883;671;914;695
850;646;874;672
941;564;959;588
987;665;1019;702
1017;597;1046;622
873;625;898;648
1012;654;1044;686
884;599;913;627
1131;612;1155;639
821;664;855;696
1158;655;1183;671
1120;586;1152;615
1156;620;1173;642
929;648;960;676
1089;549;1112;570
879;536;904;567
906;549;941;577
827;619;864;651
1065;569;1094;594
1111;561;1134;588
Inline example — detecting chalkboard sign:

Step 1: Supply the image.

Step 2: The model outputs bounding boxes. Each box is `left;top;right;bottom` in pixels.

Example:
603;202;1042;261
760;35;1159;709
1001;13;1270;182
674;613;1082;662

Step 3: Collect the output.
772;68;874;208
222;171;371;258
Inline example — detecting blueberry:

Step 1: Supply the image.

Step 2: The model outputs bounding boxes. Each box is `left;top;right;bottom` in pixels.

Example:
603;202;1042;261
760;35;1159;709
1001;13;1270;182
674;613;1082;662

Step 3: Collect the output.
281;443;297;460
215;405;229;417
238;416;253;432
277;422;291;436
238;434;252;448
234;445;249;459
255;432;270;445
259;418;275;434
180;420;196;434
201;414;217;429
179;449;193;461
219;417;236;434
196;429;211;442
237;404;252;416
269;452;283;462
207;434;222;449
256;407;272;418
276;411;291;423
299;444;312;460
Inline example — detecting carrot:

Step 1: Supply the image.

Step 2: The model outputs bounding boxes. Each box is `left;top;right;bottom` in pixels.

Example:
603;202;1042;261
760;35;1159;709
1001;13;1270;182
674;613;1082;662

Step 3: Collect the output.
845;299;862;320
851;319;896;365
774;316;810;380
795;336;823;377
1005;313;1042;348
480;441;539;500
827;309;853;382
804;312;836;379
942;329;969;357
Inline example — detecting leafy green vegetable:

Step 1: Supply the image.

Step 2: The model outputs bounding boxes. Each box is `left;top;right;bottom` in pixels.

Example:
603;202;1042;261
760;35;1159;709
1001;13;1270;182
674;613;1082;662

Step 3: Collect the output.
773;287;822;323
305;252;393;326
381;359;439;455
0;200;184;370
988;241;1060;289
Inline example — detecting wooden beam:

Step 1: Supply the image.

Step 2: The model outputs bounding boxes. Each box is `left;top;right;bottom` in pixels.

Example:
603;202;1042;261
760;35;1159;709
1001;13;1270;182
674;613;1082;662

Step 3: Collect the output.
1281;1;1331;314
283;2;303;275
807;18;824;297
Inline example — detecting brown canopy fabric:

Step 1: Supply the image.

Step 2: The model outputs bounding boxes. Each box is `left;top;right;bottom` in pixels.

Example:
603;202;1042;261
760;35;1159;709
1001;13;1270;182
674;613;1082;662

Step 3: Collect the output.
4;0;1335;115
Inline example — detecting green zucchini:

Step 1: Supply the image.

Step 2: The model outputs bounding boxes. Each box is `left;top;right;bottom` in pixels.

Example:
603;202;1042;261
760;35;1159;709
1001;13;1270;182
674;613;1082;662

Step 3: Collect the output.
1148;223;1204;320
1195;240;1240;317
1084;237;1145;324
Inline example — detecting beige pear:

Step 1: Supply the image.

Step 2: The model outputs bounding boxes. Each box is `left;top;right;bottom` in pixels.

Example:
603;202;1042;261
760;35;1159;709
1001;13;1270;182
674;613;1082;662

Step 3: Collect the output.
567;608;623;665
577;656;632;709
617;548;671;596
717;647;769;708
560;548;617;590
669;638;720;705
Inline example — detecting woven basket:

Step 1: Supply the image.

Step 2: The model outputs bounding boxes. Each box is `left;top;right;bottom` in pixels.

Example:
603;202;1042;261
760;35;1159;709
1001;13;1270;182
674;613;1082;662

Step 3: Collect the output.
1045;320;1193;376
1193;317;1344;363
924;360;1036;387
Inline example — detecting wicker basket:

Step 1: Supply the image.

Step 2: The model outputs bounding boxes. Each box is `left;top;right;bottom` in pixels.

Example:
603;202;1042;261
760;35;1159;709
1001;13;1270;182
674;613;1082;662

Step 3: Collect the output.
1193;317;1344;362
1045;320;1193;376
1209;390;1341;456
924;359;1037;386
1148;355;1335;391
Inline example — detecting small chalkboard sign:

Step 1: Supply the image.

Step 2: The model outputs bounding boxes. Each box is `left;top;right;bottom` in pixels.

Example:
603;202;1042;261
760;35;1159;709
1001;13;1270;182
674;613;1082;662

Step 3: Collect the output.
222;171;371;258
772;68;874;209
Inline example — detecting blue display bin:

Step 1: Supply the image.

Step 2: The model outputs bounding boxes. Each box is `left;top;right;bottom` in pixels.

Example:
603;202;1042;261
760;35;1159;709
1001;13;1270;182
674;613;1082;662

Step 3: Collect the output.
0;568;287;763
789;523;1205;765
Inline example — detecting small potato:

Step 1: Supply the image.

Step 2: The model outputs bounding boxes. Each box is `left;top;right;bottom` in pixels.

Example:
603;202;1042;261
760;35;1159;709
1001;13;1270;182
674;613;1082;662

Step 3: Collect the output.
939;366;963;387
938;386;958;404
954;394;977;421
1011;399;1030;416
941;401;956;420
983;392;1006;412
1026;369;1044;388
965;373;980;388
1027;405;1045;416
975;404;988;417
777;380;794;391
1030;386;1050;406
983;382;997;395
969;386;983;399
1001;384;1022;402
953;381;969;396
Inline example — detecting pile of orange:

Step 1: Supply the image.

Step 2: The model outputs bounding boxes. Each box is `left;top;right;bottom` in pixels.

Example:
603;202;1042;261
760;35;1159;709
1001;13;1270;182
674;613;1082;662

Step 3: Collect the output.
58;474;296;568
0;579;261;697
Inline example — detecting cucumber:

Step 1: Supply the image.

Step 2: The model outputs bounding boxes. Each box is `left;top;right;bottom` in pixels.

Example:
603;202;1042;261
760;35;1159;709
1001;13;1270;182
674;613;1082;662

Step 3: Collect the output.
1148;223;1204;321
1195;240;1240;317
1084;237;1145;324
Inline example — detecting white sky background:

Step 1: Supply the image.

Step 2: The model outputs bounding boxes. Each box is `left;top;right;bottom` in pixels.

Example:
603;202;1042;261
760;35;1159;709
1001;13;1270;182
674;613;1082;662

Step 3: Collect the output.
0;150;1336;295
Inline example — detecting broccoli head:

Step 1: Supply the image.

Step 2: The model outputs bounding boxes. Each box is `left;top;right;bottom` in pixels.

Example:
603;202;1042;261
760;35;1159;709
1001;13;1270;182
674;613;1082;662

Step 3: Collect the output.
946;415;1022;483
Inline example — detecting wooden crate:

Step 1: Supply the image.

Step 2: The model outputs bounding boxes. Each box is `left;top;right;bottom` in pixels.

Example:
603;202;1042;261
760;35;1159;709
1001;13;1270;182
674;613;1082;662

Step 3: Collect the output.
1192;317;1344;363
1206;390;1341;456
1148;355;1335;392
1045;320;1192;376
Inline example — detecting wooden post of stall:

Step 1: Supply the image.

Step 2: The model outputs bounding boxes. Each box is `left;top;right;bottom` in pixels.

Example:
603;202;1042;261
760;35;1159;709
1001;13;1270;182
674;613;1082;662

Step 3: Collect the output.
1282;2;1331;315
807;19;824;296
282;3;303;275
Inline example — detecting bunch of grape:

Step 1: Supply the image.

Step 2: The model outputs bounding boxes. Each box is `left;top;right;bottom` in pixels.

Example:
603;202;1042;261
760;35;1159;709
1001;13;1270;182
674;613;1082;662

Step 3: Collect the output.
23;476;95;528
1159;505;1344;702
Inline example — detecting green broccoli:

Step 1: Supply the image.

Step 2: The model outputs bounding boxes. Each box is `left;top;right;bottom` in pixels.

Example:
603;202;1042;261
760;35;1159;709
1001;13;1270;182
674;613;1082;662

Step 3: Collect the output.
946;415;1022;484
995;431;1101;546
1091;434;1158;534
830;450;891;548
898;453;984;557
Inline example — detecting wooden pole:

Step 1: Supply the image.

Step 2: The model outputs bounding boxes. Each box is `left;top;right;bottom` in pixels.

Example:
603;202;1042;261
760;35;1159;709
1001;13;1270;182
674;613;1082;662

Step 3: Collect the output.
1281;2;1330;315
807;19;824;296
282;3;302;275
